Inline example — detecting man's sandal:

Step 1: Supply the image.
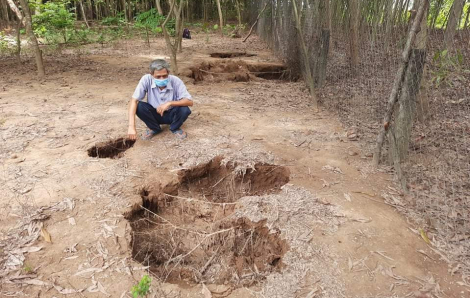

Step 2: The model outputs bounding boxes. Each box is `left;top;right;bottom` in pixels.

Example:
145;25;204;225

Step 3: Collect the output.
141;129;161;140
172;129;187;139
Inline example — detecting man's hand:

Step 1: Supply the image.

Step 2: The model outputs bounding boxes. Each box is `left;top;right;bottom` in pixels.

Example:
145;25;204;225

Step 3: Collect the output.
128;126;137;140
157;102;171;117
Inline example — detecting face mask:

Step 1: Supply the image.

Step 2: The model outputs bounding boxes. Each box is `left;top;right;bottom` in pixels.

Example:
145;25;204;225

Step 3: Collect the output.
155;78;169;87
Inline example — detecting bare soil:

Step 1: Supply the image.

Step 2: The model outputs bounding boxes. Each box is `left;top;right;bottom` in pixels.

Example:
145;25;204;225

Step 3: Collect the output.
0;33;468;297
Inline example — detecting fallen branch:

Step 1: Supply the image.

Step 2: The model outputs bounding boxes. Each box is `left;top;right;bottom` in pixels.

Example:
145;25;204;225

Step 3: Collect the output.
243;2;268;42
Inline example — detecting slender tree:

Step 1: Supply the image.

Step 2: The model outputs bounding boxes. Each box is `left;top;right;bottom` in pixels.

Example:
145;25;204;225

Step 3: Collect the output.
215;0;224;35
292;0;318;110
390;0;429;162
156;0;185;74
349;0;360;76
444;0;466;49
9;0;45;76
373;0;429;167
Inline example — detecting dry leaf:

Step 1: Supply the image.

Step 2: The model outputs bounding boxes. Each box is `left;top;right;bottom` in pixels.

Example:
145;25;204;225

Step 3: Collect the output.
201;283;212;298
306;287;319;298
20;246;43;253
343;193;352;202
54;284;84;295
419;228;431;245
68;217;76;226
41;228;52;243
97;281;110;297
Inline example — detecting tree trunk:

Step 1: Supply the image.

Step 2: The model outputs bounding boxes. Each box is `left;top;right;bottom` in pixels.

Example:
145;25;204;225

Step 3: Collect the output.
79;0;90;28
349;0;360;76
122;0;127;22
156;0;162;14
292;0;318;110
373;0;429;166
444;0;466;49
17;0;45;77
157;0;185;74
16;17;21;62
1;0;11;27
235;0;242;26
215;0;223;35
6;0;24;25
314;0;330;87
388;0;428;190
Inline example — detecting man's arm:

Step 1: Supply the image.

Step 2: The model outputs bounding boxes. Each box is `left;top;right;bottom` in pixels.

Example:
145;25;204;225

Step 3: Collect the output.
128;98;139;140
157;98;193;116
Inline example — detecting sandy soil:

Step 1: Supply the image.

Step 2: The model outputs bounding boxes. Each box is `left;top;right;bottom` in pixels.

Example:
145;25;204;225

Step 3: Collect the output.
0;34;467;297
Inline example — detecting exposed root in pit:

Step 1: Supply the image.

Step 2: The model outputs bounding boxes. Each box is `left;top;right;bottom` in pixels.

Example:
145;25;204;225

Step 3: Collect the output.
87;138;135;159
127;157;290;286
210;52;256;58
189;60;290;83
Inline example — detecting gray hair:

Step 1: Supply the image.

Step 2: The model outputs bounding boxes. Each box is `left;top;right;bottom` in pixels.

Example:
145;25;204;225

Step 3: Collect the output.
149;59;170;74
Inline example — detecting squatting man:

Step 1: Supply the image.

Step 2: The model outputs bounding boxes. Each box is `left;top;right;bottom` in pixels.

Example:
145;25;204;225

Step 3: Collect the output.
128;59;193;140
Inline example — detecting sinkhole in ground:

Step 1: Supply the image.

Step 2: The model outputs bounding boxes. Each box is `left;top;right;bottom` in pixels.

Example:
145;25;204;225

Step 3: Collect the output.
189;60;290;83
210;52;257;58
127;157;290;286
87;138;135;159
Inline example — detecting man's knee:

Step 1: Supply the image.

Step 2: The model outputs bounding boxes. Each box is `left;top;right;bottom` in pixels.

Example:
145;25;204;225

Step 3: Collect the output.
136;101;151;116
179;106;191;118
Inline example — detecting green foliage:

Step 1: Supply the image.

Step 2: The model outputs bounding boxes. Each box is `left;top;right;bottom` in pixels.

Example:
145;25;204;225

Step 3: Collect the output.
33;1;75;43
101;13;126;26
0;31;9;51
431;49;466;87
134;8;166;43
213;24;219;30
134;8;164;32
131;275;151;298
22;264;33;273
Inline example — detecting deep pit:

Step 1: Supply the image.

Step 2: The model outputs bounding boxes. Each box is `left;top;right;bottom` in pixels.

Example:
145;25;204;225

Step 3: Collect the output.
189;60;289;83
87;138;135;159
128;157;290;286
210;52;256;58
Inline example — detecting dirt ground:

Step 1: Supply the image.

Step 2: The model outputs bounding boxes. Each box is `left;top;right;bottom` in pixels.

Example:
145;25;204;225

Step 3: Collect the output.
0;34;468;297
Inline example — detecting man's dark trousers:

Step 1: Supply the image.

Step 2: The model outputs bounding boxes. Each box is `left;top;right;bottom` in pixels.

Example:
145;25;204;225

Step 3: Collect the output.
136;101;191;133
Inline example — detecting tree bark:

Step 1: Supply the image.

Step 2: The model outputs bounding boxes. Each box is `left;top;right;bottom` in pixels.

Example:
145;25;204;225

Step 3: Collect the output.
157;0;185;74
444;0;466;49
156;0;162;15
16;16;21;62
388;0;428;191
373;0;429;166
235;0;242;27
16;0;45;76
1;0;11;27
348;0;360;76
292;0;318;110
79;0;90;28
215;0;223;35
314;0;330;87
6;0;24;25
